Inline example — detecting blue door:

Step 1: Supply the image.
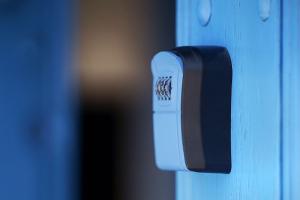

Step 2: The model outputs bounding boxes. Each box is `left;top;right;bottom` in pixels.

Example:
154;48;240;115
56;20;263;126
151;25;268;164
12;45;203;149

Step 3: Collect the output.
0;1;77;200
176;0;300;199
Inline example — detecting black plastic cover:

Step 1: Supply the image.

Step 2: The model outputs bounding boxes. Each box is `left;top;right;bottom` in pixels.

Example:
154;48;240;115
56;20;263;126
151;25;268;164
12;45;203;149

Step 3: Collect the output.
172;46;232;173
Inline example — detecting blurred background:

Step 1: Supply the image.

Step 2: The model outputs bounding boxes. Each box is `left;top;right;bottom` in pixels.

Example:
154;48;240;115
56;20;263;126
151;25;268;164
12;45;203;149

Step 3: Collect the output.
79;0;175;199
0;0;175;200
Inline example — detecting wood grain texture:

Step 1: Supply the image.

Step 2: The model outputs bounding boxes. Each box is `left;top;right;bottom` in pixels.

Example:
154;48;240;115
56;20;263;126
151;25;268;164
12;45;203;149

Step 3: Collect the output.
282;0;300;199
176;0;281;199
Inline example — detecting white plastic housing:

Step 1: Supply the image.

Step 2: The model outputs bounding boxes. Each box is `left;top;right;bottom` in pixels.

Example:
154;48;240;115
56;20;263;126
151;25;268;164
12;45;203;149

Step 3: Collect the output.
151;51;187;171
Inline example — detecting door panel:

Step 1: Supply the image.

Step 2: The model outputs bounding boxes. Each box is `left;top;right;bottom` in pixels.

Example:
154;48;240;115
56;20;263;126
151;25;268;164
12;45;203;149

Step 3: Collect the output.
0;1;77;200
282;0;300;199
176;0;281;199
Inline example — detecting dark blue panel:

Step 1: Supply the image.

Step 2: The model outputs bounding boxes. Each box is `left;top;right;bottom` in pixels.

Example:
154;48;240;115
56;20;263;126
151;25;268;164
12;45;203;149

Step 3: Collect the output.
0;1;77;200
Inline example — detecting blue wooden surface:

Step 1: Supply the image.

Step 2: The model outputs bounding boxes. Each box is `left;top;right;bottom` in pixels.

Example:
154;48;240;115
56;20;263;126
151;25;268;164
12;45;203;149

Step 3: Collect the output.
0;1;77;200
176;0;281;199
282;0;300;199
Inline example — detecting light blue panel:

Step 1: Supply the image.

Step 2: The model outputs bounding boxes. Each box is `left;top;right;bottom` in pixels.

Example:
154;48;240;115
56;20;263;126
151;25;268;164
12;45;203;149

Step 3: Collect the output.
282;0;300;199
176;0;281;199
